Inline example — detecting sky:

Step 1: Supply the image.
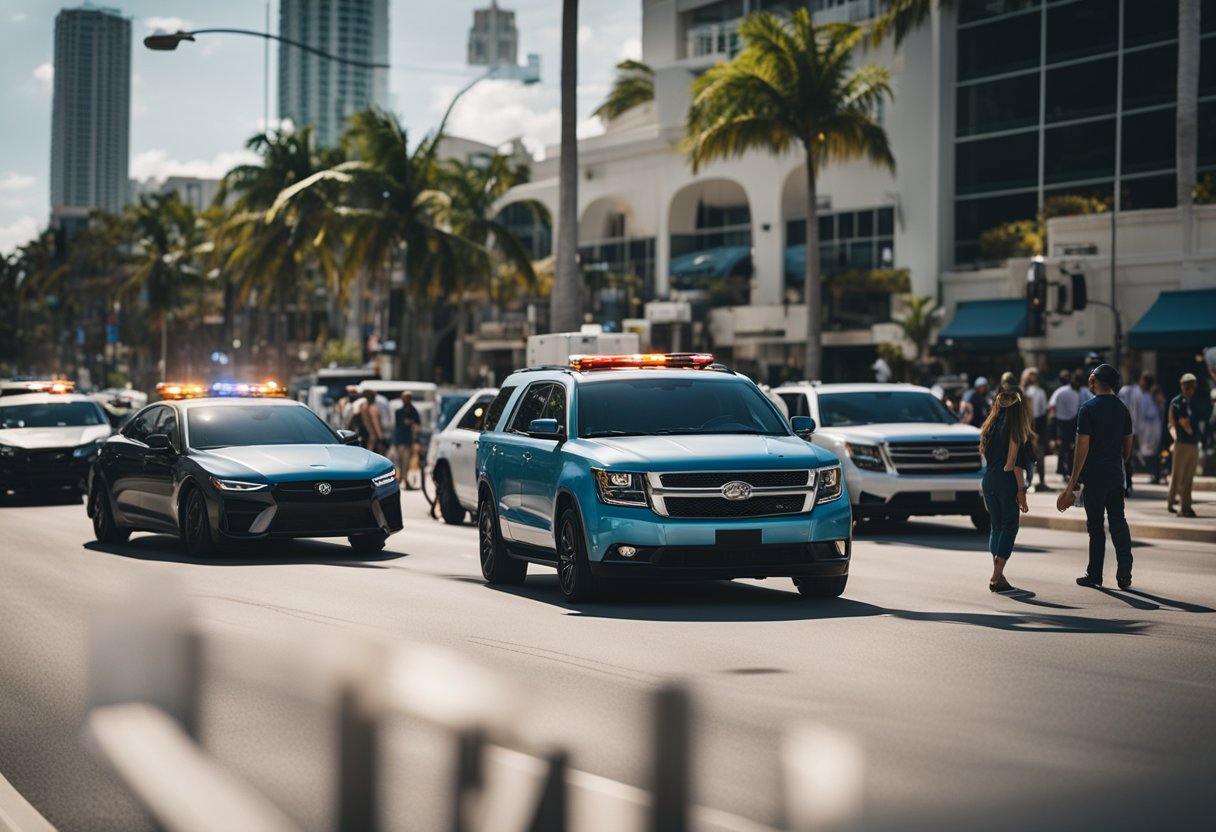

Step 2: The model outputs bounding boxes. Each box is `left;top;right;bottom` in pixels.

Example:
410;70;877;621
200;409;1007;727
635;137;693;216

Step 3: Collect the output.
0;0;642;253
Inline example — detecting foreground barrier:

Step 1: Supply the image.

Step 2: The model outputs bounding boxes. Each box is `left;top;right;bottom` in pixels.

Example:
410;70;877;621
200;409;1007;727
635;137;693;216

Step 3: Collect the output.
83;579;864;832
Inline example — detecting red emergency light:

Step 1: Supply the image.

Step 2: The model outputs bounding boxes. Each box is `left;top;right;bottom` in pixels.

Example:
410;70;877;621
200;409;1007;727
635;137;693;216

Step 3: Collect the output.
569;353;716;371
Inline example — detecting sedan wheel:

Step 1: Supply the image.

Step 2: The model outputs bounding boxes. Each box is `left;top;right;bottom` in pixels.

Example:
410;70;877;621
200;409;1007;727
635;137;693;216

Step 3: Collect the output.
91;488;130;544
182;489;215;557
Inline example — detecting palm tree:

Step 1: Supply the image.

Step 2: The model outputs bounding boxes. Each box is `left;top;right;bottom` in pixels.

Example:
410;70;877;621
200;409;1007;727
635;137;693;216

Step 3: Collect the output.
870;0;957;47
686;11;894;379
550;0;581;334
592;60;655;123
893;294;940;369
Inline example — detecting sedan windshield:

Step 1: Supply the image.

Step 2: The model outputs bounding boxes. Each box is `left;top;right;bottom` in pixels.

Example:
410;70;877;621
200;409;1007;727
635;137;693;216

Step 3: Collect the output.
817;391;960;427
577;377;788;438
0;401;106;429
187;405;336;449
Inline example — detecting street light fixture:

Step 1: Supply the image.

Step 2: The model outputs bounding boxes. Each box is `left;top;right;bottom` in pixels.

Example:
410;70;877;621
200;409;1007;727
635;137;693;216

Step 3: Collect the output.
143;28;390;69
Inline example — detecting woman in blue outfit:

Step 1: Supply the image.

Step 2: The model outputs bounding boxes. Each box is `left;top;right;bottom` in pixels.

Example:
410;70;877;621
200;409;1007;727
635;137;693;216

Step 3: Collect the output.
979;383;1033;592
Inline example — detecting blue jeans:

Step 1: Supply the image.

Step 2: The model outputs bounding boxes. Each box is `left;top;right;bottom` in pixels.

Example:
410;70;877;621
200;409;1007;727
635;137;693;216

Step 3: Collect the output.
983;470;1020;559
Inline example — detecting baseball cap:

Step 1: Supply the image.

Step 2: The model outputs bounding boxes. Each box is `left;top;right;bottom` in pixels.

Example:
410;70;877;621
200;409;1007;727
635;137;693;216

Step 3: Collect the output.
974;376;989;387
1090;364;1121;389
1180;372;1198;384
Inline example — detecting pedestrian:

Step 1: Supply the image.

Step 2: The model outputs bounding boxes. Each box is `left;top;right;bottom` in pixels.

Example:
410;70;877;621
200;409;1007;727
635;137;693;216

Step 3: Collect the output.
393;390;422;489
1057;364;1134;590
1048;371;1083;479
979;381;1033;593
1151;384;1169;484
352;388;388;454
1168;373;1201;518
1120;373;1162;494
961;376;991;426
872;356;892;383
1021;367;1052;493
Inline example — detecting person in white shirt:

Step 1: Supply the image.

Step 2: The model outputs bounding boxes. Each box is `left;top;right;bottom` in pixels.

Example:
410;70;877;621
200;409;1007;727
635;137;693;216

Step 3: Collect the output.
1049;372;1084;479
1021;367;1052;491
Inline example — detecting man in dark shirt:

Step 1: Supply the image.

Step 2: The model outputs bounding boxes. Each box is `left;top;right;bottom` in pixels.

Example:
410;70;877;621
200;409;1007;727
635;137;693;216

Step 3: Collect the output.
1057;364;1134;589
1168;373;1201;518
393;391;422;490
961;376;991;426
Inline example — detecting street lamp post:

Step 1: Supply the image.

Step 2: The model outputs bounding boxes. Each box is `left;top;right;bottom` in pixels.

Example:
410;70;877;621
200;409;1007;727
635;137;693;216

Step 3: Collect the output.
143;28;390;69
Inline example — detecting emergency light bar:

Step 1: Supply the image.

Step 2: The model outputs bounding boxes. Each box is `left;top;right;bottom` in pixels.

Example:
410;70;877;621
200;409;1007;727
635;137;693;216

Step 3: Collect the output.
569;353;715;371
156;382;207;400
209;380;286;398
22;380;75;394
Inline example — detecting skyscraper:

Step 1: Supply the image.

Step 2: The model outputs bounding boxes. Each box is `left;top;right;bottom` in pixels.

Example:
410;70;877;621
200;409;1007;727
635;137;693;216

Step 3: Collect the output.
278;0;390;148
468;1;518;67
49;4;131;222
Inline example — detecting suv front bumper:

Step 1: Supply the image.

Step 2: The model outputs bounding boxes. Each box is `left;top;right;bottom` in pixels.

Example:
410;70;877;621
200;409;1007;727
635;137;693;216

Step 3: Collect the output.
590;539;849;580
844;469;984;518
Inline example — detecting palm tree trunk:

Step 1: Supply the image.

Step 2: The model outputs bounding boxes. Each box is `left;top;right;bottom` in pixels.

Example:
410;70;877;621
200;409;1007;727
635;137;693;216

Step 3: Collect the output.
550;0;581;333
1177;0;1200;256
803;156;823;380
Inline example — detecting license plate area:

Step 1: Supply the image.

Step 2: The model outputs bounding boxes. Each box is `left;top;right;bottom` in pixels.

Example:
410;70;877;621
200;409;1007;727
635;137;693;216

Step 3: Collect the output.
716;529;762;549
930;490;954;503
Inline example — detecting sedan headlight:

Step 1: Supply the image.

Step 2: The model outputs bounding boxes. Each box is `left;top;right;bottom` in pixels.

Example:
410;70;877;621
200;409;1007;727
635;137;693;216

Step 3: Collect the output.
209;477;268;492
593;468;648;507
845;443;885;472
816;466;844;504
372;469;398;487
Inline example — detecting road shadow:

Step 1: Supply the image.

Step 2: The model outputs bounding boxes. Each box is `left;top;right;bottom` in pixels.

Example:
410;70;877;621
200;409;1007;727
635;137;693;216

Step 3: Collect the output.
84;535;407;567
0;490;84;508
995;588;1079;610
1097;587;1215;613
481;575;1146;632
860;521;1050;554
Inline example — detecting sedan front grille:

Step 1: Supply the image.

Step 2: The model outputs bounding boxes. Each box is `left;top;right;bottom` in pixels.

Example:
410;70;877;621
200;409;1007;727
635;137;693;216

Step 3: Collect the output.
886;441;981;475
275;480;372;501
663;495;808;519
659;470;809;489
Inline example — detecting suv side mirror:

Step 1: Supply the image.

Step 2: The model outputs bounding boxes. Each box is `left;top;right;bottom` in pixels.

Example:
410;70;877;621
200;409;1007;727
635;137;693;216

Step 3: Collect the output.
527;418;564;440
145;433;173;452
336;429;360;445
791;416;816;437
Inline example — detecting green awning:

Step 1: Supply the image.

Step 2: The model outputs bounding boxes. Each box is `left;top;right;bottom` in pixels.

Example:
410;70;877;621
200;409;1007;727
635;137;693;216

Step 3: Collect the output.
937;298;1028;352
1127;289;1216;349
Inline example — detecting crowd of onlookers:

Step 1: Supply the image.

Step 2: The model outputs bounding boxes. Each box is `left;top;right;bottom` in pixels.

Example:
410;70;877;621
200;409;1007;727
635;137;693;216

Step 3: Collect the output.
332;386;423;489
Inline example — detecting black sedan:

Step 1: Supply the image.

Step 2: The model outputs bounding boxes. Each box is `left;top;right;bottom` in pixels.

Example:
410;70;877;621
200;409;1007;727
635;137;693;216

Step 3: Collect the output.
86;397;403;555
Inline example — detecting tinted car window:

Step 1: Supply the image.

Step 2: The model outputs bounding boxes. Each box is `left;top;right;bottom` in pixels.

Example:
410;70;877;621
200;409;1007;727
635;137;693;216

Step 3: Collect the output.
0;400;107;429
155;407;180;449
577;378;788;437
456;394;496;431
540;384;567;427
482;386;516;433
188;405;336;449
122;407;160;442
509;383;555;432
817;392;959;427
779;392;810;417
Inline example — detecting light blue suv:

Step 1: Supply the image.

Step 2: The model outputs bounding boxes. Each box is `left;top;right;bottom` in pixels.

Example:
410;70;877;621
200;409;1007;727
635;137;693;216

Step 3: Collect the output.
475;354;852;601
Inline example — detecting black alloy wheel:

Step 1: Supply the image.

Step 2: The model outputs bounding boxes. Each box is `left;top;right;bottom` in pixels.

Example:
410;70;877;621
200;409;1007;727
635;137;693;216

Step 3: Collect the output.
478;497;525;584
182;489;215;557
793;575;848;598
556;508;597;603
91;487;130;544
435;466;466;525
349;532;387;553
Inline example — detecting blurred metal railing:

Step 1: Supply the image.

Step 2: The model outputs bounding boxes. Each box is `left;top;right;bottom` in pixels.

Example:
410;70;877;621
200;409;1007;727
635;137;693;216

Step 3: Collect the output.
82;579;864;832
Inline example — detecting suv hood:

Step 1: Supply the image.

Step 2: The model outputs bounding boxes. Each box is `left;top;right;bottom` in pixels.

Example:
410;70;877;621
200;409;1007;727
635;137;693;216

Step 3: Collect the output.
817;422;980;445
0;424;110;450
572;433;837;470
193;444;391;482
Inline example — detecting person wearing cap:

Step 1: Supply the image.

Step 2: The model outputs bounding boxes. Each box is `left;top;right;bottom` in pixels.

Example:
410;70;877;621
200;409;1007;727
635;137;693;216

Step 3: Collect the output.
1057;364;1135;589
961;376;991;426
1168;373;1201;518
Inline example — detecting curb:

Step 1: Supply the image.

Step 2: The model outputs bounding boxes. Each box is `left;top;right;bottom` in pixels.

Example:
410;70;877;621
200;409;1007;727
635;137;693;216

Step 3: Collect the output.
1020;512;1216;544
0;770;55;832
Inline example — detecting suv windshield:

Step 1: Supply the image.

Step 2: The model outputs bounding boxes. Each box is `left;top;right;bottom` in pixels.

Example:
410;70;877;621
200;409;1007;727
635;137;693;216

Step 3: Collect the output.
577;377;788;437
0;401;106;429
817;391;959;427
188;405;336;449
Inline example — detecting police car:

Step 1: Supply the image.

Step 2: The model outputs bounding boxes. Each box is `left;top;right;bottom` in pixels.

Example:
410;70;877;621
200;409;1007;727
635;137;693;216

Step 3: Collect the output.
475;354;852;602
0;381;111;498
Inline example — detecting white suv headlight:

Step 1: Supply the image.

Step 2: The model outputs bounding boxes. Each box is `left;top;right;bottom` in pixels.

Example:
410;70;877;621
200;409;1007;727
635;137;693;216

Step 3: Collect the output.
816;466;843;503
845;443;885;472
593;468;648;507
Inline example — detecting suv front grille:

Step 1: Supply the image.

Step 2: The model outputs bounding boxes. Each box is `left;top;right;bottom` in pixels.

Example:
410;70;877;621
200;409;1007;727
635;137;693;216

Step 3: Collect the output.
659;470;809;489
663;495;808;518
886;441;981;474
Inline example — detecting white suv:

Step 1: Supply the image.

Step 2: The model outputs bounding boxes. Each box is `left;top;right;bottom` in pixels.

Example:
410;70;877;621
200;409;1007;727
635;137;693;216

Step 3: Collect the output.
774;383;988;531
428;388;498;524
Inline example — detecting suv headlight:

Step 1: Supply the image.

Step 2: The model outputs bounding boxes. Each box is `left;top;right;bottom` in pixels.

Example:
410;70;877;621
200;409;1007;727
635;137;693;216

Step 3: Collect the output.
593;468;648;507
73;440;104;458
209;477;268;492
0;443;15;457
372;469;398;487
816;466;843;504
845;443;885;472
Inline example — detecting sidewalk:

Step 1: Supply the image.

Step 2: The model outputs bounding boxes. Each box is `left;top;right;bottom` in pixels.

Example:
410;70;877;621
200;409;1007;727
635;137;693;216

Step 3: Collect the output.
1020;456;1216;544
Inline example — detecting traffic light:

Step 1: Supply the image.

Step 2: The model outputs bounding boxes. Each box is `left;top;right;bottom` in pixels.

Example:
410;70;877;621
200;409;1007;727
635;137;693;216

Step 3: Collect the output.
1070;271;1088;311
1026;256;1048;336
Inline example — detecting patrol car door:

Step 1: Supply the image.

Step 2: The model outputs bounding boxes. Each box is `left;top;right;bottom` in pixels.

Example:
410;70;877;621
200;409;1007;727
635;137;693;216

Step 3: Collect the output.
451;393;496;507
142;406;182;529
497;382;554;542
513;382;568;550
108;406;162;523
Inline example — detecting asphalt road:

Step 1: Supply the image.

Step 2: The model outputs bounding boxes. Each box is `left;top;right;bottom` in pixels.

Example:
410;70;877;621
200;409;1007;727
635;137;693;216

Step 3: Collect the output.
1;489;1213;832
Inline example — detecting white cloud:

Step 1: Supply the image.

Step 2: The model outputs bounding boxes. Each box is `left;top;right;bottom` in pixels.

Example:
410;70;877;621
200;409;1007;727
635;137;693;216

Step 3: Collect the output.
0;217;40;256
578;25;593;46
443;79;563;153
12;13;29;23
130;148;260;183
32;62;53;89
0;172;35;192
620;37;642;61
144;16;192;33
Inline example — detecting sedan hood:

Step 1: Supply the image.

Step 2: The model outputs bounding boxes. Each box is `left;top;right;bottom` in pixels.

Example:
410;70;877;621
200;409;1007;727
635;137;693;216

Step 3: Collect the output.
818;422;980;445
193;444;391;482
0;424;110;450
571;433;837;470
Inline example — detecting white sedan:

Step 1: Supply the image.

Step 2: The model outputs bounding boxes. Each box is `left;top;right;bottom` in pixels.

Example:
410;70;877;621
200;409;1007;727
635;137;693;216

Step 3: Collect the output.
428;388;498;524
